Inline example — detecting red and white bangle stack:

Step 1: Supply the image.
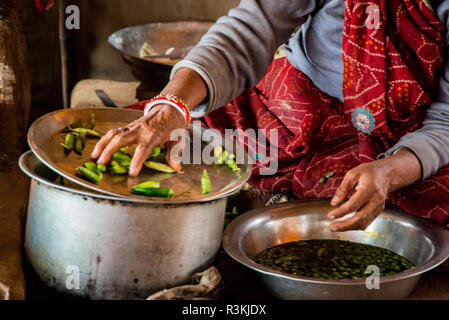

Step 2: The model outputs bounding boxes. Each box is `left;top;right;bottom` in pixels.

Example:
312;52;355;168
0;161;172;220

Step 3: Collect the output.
143;94;191;129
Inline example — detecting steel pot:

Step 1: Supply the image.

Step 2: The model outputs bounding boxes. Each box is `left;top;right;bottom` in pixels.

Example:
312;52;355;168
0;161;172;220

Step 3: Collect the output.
20;151;230;300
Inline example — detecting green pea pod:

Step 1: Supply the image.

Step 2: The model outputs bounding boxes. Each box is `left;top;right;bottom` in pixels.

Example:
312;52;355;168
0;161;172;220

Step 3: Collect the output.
84;113;96;130
131;187;174;198
74;135;84;154
70;128;103;138
148;147;161;158
144;161;177;173
133;181;160;189
109;160;128;175
201;169;212;194
76;166;102;184
97;163;107;172
61;133;75;151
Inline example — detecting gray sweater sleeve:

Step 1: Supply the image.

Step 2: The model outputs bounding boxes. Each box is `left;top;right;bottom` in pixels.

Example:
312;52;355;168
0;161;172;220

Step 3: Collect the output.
380;1;449;179
170;0;318;118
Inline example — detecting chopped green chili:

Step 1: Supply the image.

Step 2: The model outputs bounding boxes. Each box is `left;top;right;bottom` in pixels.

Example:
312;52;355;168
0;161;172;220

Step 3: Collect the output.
131;187;174;198
74;135;84;155
60;133;75;151
254;239;415;279
76;166;102;184
112;151;132;168
144;161;177;173
109;160;128;175
70;128;103;138
201;169;212;194
133;181;160;189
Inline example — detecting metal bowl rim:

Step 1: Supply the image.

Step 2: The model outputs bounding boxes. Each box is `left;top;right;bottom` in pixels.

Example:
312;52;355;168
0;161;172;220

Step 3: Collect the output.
223;201;449;286
26;107;252;204
107;21;214;65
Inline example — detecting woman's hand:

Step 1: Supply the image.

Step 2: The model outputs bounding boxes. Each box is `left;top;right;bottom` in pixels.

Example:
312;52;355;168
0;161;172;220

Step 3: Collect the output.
328;148;422;232
91;104;186;176
91;67;208;177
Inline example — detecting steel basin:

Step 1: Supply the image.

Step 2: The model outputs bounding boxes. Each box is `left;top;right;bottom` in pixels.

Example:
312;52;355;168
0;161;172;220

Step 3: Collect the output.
223;201;449;299
108;21;213;91
20;151;231;300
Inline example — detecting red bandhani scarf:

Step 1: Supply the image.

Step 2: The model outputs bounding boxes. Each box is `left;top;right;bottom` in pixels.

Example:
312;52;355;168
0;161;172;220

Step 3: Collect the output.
201;0;449;225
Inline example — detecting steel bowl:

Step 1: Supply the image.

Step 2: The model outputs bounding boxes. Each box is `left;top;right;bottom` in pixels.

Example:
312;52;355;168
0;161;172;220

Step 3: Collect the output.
223;201;449;299
108;21;213;91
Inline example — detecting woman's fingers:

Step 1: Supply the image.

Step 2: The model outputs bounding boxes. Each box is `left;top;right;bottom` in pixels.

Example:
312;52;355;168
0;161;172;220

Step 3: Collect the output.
91;128;119;159
166;135;186;172
330;170;359;206
97;130;135;165
329;201;383;232
129;141;158;177
328;182;373;220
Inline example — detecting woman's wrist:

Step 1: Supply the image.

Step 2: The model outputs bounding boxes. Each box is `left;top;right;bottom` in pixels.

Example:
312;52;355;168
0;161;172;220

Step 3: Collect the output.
159;67;208;111
383;148;422;192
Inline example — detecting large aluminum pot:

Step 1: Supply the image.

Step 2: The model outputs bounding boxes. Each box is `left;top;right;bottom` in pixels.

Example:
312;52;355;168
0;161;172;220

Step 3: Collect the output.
223;201;449;300
20;151;228;300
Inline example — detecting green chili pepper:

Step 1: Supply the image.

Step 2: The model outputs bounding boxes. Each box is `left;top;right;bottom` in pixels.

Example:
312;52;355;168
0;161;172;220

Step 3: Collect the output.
109;160;128;175
83;161;104;179
226;159;241;173
61;133;75;151
84;161;97;172
214;145;240;173
320;171;335;184
144;161;177;173
97;163;107;173
76;166;102;184
112;152;132;167
131;187;174;198
148;147;161;158
62;121;83;133
70;128;103;138
84;113;96;130
119;146;129;153
201;169;212;194
133;181;160;189
214;145;223;159
74;135;84;154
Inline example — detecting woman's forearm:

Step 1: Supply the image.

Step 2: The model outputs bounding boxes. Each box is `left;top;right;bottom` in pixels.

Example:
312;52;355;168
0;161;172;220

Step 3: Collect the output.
160;67;208;111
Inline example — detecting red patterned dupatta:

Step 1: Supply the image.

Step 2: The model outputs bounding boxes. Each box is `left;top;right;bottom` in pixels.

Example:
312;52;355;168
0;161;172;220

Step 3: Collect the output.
200;0;449;226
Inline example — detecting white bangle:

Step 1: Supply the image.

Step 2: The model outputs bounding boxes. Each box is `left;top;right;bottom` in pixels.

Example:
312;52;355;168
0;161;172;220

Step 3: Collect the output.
143;97;190;127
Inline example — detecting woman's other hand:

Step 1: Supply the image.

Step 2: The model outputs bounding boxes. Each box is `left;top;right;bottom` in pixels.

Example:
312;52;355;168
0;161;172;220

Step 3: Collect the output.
328;148;422;232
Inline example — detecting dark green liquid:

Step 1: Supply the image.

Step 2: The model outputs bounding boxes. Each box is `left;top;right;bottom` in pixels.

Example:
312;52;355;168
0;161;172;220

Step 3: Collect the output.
254;239;414;280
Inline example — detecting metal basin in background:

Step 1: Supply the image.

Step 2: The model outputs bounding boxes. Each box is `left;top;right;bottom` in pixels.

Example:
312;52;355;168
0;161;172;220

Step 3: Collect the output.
108;21;213;91
223;201;449;300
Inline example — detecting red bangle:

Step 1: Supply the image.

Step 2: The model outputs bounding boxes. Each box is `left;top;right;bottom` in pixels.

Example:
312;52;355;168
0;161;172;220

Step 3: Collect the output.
144;95;191;128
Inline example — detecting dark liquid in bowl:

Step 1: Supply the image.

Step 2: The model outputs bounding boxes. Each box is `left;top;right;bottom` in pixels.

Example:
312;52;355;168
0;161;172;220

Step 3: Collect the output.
253;239;414;280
